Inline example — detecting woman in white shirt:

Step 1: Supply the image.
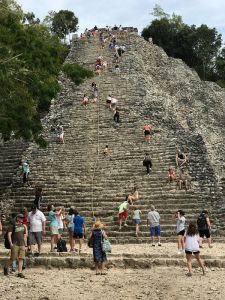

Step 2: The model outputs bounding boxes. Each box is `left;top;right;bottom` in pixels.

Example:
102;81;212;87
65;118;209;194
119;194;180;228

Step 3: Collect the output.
184;222;205;276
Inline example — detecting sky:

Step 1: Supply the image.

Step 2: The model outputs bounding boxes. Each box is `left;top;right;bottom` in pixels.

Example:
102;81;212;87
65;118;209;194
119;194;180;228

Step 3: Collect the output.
16;0;225;42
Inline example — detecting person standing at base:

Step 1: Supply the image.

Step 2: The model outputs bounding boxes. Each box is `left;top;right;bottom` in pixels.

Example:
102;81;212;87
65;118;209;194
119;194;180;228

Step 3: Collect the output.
184;222;205;277
197;209;213;248
28;204;46;256
4;214;28;278
48;204;61;252
90;221;108;275
175;210;186;254
147;205;161;246
73;210;86;254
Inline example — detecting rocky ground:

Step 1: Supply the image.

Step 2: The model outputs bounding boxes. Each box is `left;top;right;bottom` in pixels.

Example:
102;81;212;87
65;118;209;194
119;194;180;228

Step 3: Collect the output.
0;266;224;300
0;242;225;299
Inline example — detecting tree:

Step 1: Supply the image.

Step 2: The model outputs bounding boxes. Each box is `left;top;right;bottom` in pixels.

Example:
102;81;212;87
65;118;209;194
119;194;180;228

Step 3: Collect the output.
0;0;68;145
46;10;78;41
142;7;224;83
150;4;170;19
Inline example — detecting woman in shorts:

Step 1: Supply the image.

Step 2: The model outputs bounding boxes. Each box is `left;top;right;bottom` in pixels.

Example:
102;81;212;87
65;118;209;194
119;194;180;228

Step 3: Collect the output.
48;204;61;252
184;222;205;276
175;210;185;254
132;206;141;236
66;207;75;252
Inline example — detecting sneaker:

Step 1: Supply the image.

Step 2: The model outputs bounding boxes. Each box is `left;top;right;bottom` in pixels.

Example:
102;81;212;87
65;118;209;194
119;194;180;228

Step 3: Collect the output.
158;243;162;247
152;243;155;247
17;273;25;278
177;250;182;255
34;252;40;257
4;267;9;276
199;245;203;248
186;272;192;277
124;224;128;227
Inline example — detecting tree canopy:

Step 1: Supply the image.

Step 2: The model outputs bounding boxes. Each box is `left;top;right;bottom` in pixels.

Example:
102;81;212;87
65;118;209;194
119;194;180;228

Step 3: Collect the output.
142;5;225;86
0;0;91;146
44;10;78;41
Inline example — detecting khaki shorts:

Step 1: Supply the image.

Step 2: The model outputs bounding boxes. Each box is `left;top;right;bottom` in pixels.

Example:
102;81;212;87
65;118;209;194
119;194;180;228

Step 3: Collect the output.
10;245;26;260
50;226;59;235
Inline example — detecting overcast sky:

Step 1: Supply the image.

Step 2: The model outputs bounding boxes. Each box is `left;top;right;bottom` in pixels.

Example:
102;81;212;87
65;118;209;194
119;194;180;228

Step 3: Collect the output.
16;0;225;42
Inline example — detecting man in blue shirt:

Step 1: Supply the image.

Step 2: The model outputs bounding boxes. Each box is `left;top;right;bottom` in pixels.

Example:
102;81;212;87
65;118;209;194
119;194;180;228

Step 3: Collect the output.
73;210;86;253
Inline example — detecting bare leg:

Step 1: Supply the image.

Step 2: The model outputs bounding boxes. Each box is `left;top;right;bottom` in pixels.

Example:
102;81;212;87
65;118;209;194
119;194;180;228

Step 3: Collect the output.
186;253;192;274
194;253;205;274
207;237;212;247
18;258;23;274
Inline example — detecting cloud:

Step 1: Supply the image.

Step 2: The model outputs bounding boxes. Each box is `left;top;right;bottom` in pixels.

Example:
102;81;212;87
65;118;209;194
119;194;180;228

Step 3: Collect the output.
16;0;225;39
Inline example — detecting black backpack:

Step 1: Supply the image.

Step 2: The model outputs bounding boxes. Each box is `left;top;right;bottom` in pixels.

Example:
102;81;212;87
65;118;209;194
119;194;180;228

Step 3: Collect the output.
4;226;15;249
197;214;206;229
57;238;67;252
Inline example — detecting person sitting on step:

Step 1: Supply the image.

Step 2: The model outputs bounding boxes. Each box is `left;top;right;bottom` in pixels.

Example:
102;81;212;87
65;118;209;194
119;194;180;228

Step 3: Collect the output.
91;82;98;103
103;145;111;156
176;149;187;168
127;187;139;205
167;168;176;183
178;169;189;190
82;94;89;106
143;124;152;143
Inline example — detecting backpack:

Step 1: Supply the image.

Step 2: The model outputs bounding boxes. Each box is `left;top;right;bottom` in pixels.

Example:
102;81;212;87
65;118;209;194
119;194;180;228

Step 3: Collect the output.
57;238;67;252
4;225;15;250
197;214;206;229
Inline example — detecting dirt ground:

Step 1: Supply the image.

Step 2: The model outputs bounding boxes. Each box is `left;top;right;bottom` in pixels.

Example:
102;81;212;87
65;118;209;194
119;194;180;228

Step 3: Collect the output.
0;266;224;300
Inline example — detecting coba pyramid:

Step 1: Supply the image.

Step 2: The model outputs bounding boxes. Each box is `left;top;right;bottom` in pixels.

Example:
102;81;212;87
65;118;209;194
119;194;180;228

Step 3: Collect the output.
1;29;225;242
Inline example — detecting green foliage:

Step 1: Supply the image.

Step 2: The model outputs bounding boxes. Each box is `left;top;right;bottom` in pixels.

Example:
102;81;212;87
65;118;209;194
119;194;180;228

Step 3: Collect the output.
142;7;224;84
62;64;93;85
0;0;69;146
45;10;78;40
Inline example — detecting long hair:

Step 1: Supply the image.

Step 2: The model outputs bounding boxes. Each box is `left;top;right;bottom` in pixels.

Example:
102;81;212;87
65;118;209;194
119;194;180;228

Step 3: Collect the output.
186;222;198;236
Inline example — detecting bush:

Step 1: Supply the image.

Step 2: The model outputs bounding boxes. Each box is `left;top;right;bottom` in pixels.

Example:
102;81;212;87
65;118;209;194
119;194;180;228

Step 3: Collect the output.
62;63;93;85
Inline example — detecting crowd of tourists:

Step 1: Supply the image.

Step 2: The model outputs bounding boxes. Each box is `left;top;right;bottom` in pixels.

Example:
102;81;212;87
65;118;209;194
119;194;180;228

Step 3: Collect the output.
0;26;211;279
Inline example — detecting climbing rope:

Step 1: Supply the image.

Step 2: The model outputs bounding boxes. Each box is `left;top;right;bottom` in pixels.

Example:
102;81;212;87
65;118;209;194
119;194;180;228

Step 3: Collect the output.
90;36;103;220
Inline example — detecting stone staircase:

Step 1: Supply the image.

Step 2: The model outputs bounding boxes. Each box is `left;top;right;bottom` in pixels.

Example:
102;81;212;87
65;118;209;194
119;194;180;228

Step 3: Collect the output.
0;31;224;243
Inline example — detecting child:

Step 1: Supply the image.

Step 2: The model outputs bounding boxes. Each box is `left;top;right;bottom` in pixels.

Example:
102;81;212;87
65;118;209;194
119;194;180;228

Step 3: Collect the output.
184;222;205;276
133;206;141;236
167;168;176;183
175;210;185;254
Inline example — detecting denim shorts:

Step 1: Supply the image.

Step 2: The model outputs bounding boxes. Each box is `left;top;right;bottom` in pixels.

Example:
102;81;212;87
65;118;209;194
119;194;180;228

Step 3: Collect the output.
150;225;161;237
133;219;141;225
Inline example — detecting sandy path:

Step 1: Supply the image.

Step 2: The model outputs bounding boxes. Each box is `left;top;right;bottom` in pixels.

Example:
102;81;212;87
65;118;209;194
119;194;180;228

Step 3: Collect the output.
0;267;224;300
